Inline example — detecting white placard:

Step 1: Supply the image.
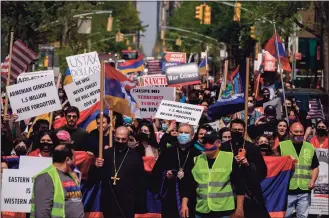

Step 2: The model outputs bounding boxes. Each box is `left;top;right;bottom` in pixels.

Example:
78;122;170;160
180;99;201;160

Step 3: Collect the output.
17;70;54;84
66;51;100;81
131;87;176;118
155;100;204;126
310;148;329;215
263;98;282;120
6;76;61;121
19;156;52;175
64;72;100;111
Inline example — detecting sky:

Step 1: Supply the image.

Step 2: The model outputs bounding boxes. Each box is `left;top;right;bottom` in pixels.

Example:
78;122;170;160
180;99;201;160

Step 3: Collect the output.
138;1;157;57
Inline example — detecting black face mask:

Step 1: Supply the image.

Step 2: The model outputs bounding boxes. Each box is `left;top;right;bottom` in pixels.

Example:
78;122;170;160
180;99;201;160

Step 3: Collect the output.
39;142;53;153
138;132;150;142
115;142;128;152
259;143;271;155
231;131;244;143
317;128;328;137
189;99;199;105
15;147;27;156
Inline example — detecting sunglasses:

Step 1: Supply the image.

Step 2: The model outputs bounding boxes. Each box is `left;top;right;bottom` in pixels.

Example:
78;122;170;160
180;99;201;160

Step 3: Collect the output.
66;115;77;119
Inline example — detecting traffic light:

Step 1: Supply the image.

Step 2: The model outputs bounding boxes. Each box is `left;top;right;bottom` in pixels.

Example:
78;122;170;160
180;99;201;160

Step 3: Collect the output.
176;38;182;46
233;2;241;22
116;32;124;42
250;26;256;39
203;5;211;25
195;4;204;24
107;16;113;32
44;56;49;67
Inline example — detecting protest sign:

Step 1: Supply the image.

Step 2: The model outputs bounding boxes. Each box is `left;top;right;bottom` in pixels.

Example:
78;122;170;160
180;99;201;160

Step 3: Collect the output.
165;63;200;87
139;75;167;87
1;170;33;212
310;148;329;215
19;156;52;175
263;98;282;119
162;52;186;72
155;100;204;126
64;72;100;111
6;76;61;121
66;51;100;81
131;87;175;118
192;121;220;133
17;70;54;84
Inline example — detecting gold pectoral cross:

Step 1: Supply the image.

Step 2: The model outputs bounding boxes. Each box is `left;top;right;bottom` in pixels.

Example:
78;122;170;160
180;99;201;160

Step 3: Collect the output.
111;173;120;185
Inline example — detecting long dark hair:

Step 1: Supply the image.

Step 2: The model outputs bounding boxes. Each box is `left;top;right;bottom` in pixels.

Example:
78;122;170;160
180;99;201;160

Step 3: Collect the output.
136;122;159;158
34;130;60;151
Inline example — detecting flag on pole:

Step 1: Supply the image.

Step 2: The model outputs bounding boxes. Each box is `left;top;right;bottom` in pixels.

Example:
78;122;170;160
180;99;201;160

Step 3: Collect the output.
198;58;208;75
117;53;145;74
265;34;291;73
1;40;37;83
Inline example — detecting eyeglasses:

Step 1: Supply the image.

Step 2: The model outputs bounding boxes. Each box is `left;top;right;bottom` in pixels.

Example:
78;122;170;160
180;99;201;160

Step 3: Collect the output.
66;115;77;119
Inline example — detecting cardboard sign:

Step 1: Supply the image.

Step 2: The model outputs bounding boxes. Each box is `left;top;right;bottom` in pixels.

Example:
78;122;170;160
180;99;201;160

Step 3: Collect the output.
161;62;182;72
263;97;282;119
155;100;204;126
6;76;61;121
310;148;329;215
66;51;100;81
131;87;176;118
163;52;186;63
17;70;54;84
1;158;52;213
64;72;100;111
165;63;201;87
139;75;167;87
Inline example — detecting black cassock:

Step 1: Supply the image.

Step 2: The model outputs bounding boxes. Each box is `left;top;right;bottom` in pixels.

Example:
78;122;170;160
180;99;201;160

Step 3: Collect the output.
89;147;146;218
152;144;201;218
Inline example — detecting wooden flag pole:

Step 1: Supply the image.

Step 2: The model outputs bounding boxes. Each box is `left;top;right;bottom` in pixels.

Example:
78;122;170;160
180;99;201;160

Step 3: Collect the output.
49;73;62;129
218;60;228;100
4;31;14;116
99;61;105;159
244;58;250;132
109;110;113;148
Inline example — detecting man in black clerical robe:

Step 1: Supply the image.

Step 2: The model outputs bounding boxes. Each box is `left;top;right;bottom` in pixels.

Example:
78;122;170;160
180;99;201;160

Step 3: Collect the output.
152;123;201;218
89;126;146;218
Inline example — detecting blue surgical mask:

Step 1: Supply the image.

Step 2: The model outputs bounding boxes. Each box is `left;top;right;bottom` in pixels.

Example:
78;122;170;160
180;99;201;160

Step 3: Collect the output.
177;133;191;145
123;117;133;124
222;117;231;123
161;123;168;131
293;135;304;143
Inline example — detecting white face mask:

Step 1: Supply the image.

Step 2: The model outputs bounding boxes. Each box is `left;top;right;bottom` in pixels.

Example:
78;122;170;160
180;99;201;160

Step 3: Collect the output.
248;102;254;108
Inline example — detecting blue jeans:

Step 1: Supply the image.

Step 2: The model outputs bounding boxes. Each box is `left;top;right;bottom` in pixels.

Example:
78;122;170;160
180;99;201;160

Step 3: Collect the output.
285;193;311;218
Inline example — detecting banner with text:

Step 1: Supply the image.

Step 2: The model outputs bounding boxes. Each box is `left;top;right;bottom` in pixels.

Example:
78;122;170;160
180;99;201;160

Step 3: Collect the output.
1;157;52;213
131;87;175;118
310;148;329;215
17;70;54;84
155;100;204;126
6;76;61;121
64;72;100;111
66;51;100;81
139;75;167;87
165;63;201;87
162;52;186;72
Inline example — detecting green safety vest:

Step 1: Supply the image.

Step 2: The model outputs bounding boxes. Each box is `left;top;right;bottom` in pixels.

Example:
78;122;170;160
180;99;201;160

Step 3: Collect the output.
192;151;235;214
30;165;78;218
280;140;314;190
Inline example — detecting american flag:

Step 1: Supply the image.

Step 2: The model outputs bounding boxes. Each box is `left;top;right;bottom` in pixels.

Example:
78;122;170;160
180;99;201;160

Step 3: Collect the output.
307;99;324;120
1;40;37;84
147;60;162;75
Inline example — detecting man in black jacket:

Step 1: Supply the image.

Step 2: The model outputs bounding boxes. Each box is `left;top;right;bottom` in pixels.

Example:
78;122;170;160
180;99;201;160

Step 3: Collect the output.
221;118;270;218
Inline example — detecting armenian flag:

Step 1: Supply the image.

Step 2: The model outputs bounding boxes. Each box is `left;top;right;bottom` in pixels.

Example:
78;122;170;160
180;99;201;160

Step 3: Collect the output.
117;54;145;74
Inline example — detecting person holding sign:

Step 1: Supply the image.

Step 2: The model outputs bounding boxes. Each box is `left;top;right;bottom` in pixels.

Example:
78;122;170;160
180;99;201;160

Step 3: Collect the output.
91;126;146;218
56;106;90;151
31;143;84;218
152;123;201;218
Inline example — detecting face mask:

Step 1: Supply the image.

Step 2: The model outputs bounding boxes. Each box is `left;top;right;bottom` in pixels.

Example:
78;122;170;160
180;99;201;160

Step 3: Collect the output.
223;117;231;123
123;117;133;124
189;100;199;105
138;132;150;142
39;142;53;153
204;143;217;151
161;123;168;131
177;133;191;145
231;131;244;142
15;146;27;156
289;118;297;124
316;128;327;137
115;142;128;152
293;135;304;144
248;102;254;108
